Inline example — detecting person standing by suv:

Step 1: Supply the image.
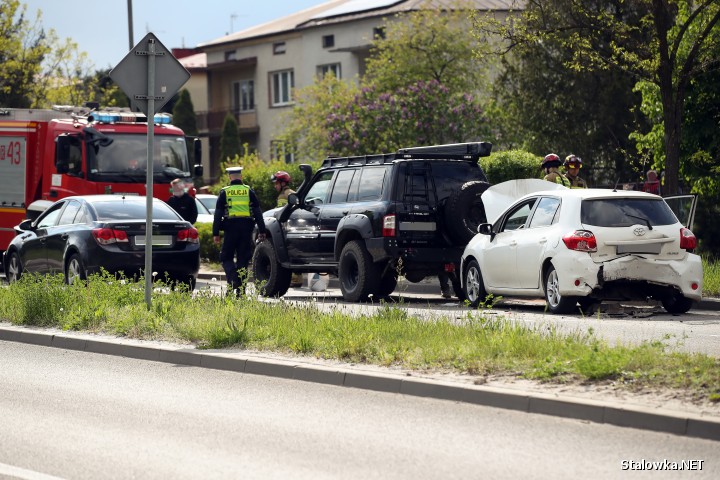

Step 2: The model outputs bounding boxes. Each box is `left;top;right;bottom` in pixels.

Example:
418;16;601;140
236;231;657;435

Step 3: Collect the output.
213;166;267;297
167;178;198;224
270;170;295;207
270;170;303;288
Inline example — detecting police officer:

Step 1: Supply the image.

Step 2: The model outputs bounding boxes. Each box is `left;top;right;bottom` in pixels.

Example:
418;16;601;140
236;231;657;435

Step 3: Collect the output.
542;153;571;187
270;170;295;207
213;166;267;297
563;155;588;188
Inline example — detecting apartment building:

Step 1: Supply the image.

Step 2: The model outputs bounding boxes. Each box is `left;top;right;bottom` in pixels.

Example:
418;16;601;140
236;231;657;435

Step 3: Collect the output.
196;0;513;181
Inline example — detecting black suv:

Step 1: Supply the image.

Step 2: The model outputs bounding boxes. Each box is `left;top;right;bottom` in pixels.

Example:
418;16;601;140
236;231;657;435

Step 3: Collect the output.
252;142;492;301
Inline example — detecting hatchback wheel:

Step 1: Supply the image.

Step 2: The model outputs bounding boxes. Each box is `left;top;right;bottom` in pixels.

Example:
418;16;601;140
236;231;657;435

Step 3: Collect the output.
65;254;87;285
661;293;694;314
6;252;22;283
544;266;576;314
464;260;487;307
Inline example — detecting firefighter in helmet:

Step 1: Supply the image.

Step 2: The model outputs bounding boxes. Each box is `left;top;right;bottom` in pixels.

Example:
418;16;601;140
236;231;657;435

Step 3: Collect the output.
542;153;571;187
563;154;588;188
270;170;295;207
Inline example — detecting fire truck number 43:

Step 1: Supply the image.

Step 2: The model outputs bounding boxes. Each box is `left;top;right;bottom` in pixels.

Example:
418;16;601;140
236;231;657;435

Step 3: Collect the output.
0;140;22;165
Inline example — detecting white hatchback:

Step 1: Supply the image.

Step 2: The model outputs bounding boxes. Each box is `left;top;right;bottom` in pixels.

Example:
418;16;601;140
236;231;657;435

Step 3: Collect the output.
461;181;703;314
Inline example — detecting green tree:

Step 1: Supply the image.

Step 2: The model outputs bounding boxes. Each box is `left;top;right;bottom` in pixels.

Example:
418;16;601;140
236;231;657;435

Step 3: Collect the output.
173;89;198;136
365;4;490;95
219;113;241;163
0;0;50;107
488;38;644;186
325;80;488;156
475;0;720;195
280;4;493;160
277;73;358;162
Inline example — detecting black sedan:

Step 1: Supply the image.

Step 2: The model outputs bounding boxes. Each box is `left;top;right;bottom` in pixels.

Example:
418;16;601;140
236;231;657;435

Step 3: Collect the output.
3;195;200;289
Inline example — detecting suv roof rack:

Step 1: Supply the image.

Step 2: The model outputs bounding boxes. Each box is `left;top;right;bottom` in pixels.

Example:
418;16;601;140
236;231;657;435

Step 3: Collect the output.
321;141;493;169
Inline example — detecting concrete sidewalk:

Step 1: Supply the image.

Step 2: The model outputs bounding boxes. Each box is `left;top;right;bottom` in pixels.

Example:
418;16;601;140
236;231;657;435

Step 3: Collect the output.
1;323;718;441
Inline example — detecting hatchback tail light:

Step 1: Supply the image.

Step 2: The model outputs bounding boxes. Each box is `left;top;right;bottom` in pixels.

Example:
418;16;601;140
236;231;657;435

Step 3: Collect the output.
680;227;697;251
177;227;199;244
92;228;129;245
562;230;597;252
382;215;396;237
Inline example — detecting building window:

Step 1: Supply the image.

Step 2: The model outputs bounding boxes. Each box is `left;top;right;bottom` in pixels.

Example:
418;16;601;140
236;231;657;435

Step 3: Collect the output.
373;27;386;40
273;42;286;55
271;70;294;106
232;80;255;112
322;34;335;48
270;140;294;163
225;50;236;61
317;63;341;79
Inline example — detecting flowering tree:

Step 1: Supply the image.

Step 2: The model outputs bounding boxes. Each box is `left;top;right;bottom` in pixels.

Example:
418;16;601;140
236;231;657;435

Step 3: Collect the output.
325;80;488;156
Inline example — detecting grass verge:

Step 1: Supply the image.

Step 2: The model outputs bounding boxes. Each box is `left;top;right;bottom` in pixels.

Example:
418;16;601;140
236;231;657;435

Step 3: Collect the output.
1;272;718;403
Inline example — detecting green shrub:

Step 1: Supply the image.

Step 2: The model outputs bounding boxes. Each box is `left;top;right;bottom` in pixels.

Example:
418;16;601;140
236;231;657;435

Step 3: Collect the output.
195;222;220;262
480;149;541;184
209;146;322;212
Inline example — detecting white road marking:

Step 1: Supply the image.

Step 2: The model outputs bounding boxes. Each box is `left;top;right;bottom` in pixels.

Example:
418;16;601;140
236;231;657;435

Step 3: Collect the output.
0;463;65;480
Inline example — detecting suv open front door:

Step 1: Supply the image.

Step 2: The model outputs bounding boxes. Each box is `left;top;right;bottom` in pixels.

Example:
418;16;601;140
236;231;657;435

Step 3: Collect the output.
663;194;697;229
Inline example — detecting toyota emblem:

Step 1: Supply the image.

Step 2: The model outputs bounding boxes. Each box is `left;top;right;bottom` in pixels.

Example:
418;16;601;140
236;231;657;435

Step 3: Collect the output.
633;226;646;236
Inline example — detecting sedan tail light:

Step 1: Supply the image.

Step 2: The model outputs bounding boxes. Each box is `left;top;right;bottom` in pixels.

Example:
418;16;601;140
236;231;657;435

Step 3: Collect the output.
92;228;129;245
680;227;697;251
177;227;199;243
382;215;396;237
562;230;597;252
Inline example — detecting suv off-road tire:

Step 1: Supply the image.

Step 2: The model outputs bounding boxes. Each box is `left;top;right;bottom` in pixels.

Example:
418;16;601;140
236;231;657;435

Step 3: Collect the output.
377;271;398;298
252;240;291;297
445;181;490;244
339;240;379;302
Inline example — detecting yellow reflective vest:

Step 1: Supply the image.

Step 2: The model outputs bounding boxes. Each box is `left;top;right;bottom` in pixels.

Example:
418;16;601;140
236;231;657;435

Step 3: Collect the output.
222;184;251;218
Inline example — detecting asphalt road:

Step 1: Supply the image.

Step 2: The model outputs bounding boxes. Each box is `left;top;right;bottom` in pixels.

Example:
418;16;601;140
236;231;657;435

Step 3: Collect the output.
2;341;718;480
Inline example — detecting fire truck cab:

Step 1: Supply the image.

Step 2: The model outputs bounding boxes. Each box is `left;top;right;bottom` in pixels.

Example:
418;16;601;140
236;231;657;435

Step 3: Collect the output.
0;106;202;252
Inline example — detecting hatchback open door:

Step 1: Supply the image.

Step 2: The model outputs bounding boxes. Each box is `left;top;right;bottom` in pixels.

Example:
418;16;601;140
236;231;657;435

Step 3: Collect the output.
663;194;697;229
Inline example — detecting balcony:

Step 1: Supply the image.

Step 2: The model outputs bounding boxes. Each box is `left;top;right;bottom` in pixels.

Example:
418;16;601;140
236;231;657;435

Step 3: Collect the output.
197;109;258;133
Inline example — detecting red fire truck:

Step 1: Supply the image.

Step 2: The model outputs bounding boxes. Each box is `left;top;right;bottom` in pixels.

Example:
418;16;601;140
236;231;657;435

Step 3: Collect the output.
0;107;202;252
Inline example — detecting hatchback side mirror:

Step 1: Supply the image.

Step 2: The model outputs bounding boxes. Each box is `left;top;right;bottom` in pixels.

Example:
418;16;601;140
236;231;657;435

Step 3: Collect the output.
18;219;34;231
478;223;493;235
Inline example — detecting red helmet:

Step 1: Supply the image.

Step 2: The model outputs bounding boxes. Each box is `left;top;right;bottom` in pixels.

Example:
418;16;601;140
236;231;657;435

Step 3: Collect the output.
270;171;291;183
541;153;561;168
564;154;583;168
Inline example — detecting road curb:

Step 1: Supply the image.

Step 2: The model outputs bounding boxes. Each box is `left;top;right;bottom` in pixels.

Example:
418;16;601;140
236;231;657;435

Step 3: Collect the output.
1;325;718;441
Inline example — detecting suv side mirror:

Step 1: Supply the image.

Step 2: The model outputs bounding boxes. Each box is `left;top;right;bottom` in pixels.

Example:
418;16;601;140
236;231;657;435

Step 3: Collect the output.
287;193;299;206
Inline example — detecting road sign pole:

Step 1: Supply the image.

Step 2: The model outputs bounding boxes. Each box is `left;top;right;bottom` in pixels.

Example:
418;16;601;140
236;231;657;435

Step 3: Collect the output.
144;38;157;309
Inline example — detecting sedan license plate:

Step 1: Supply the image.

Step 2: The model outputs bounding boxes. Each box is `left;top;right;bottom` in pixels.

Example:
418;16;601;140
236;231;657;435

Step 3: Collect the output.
134;235;173;246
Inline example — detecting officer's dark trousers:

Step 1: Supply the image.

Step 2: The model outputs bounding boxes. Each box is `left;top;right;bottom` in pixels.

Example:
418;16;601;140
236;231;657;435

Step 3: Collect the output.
220;223;255;295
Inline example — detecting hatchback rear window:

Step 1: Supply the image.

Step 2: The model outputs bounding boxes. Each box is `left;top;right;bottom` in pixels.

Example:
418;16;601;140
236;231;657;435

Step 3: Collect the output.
581;198;678;227
92;201;181;221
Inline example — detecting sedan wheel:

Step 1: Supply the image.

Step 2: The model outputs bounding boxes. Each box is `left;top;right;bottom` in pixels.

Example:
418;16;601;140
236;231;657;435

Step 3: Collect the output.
544;266;577;314
6;252;22;283
463;260;487;307
66;254;87;285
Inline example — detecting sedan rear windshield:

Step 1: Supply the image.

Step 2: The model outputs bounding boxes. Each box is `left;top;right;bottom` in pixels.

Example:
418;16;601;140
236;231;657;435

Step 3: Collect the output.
92;201;181;221
581;198;678;227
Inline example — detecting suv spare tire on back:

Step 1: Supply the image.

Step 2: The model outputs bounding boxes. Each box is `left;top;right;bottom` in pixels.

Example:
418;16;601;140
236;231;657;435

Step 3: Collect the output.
444;180;490;244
